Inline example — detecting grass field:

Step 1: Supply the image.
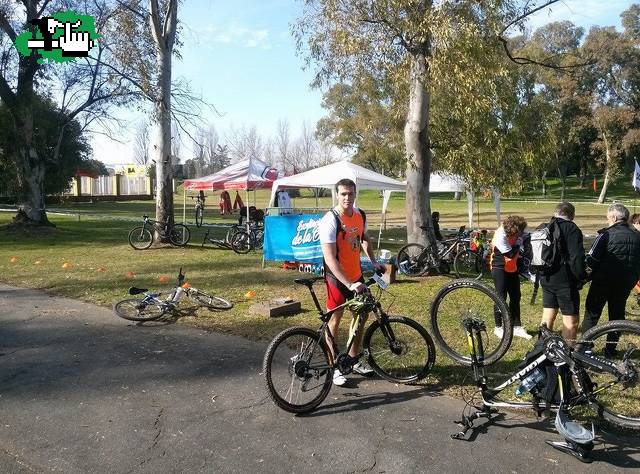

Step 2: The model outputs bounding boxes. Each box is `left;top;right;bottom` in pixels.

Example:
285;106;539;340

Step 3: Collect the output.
1;189;639;411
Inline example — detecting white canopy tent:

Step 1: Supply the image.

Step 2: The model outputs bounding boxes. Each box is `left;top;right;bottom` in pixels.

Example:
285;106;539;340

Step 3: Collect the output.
269;160;405;215
269;161;406;248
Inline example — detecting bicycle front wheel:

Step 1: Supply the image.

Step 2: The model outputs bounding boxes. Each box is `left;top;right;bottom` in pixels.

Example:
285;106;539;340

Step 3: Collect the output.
128;226;153;250
626;291;640;318
263;327;332;414
113;298;165;321
364;316;435;384
189;290;233;310
430;279;512;366
580;320;640;430
169;224;191;246
454;249;484;280
397;244;429;276
231;230;252;254
195;207;204;227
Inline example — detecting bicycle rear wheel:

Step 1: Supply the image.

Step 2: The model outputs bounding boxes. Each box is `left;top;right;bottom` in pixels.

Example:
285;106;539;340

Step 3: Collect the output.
263;327;332;414
430;279;512;366
169;224;191;246
580;320;640;430
195;207;204;227
364;316;435;383
189;290;233;310
128;226;153;250
231;230;252;254
626;291;640;318
397;244;430;276
113;298;165;321
454;249;484;280
253;228;264;249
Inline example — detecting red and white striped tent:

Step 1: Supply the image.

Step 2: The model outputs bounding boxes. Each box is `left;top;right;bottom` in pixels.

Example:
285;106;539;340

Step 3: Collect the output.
181;158;278;224
183;158;278;191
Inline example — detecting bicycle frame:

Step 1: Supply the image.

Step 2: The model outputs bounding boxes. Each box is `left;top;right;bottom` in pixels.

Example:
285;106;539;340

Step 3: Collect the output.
300;278;390;372
452;317;632;439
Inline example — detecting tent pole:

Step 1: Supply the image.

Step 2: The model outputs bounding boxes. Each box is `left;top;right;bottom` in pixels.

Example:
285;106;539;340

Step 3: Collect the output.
182;188;186;225
315;188;318;211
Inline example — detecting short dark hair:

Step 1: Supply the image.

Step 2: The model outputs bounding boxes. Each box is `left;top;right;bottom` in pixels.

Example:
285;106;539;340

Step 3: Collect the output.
631;213;640;225
432;211;440;219
335;178;356;193
554;202;575;220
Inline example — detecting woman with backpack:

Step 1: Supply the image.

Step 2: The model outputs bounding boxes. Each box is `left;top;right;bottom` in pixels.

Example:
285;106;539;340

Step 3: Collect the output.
490;215;532;340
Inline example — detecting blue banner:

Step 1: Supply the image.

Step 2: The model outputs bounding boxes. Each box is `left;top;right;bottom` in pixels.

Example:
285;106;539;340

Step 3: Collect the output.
264;214;324;263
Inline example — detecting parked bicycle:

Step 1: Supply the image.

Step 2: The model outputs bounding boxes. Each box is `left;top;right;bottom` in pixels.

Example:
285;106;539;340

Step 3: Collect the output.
113;268;232;321
453;230;490;280
201;226;259;255
192;190;206;227
128;215;191;250
263;271;436;414
430;279;640;463
397;225;470;276
229;225;264;254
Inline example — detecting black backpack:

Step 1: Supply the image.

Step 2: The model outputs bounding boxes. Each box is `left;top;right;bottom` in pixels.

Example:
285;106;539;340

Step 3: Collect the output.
529;217;563;275
517;337;562;414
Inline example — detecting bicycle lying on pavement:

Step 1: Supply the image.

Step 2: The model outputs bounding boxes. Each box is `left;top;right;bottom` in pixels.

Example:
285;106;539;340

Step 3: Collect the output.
113;268;233;321
263;271;436;414
128;215;191;250
430;279;640;463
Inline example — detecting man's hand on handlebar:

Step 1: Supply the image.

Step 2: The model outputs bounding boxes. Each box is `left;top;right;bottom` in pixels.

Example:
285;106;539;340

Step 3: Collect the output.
373;262;385;274
349;281;366;294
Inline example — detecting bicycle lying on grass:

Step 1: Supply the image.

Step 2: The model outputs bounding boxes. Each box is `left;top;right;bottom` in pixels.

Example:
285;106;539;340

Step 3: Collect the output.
263;271;436;414
113;268;233;321
430;279;640;463
128;215;191;250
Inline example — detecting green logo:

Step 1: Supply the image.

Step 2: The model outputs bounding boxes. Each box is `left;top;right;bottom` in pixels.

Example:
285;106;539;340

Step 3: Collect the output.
15;11;98;64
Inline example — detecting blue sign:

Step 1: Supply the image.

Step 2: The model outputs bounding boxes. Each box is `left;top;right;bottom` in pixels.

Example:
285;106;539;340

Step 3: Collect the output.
264;214;324;263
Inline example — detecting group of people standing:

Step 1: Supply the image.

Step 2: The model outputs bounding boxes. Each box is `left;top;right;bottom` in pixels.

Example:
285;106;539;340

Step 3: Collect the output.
489;202;640;345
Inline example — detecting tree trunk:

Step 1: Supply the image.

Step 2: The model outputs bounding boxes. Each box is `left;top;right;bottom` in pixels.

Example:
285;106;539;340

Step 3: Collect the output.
404;52;434;247
150;0;178;239
13;106;51;226
597;132;611;204
153;52;174;235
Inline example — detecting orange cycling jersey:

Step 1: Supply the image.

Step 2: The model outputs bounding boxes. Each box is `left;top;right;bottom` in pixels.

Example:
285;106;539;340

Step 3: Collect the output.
331;210;365;283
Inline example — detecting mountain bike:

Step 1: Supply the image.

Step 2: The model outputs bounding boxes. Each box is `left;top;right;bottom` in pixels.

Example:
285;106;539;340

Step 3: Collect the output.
128;215;191;250
397;225;470;277
229;226;264;254
113;268;232;321
430;279;640;463
263;272;436;414
192;191;206;227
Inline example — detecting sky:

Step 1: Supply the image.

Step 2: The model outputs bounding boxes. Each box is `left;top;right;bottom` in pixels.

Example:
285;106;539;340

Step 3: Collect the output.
90;0;637;166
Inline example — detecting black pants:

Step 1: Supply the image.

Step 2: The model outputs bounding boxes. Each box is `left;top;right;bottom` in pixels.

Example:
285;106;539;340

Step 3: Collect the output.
582;281;633;333
492;268;521;327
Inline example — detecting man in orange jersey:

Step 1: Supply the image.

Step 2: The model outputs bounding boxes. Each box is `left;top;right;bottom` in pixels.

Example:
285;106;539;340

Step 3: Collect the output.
320;178;382;386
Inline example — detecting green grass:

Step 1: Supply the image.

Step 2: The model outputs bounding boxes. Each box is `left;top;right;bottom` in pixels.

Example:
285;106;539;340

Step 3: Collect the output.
1;193;639;417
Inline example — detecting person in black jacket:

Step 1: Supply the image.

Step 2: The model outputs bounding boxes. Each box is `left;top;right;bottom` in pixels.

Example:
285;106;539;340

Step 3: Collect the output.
432;211;443;241
539;202;586;343
582;204;640;352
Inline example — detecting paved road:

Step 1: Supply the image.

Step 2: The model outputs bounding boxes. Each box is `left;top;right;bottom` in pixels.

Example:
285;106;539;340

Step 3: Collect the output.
1;284;639;473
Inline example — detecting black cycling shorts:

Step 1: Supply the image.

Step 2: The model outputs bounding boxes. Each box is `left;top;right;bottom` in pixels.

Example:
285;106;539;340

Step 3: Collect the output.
541;285;580;316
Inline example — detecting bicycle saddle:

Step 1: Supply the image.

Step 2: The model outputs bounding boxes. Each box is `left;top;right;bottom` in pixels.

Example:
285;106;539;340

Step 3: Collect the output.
294;277;324;288
128;287;148;295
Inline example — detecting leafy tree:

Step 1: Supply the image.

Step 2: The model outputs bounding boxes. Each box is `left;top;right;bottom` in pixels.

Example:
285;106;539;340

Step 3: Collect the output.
0;0;136;225
316;73;405;177
0;97;93;196
295;0;563;246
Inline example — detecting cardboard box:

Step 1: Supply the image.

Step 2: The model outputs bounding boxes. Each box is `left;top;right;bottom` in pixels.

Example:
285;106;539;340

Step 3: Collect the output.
251;299;302;317
382;263;396;285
